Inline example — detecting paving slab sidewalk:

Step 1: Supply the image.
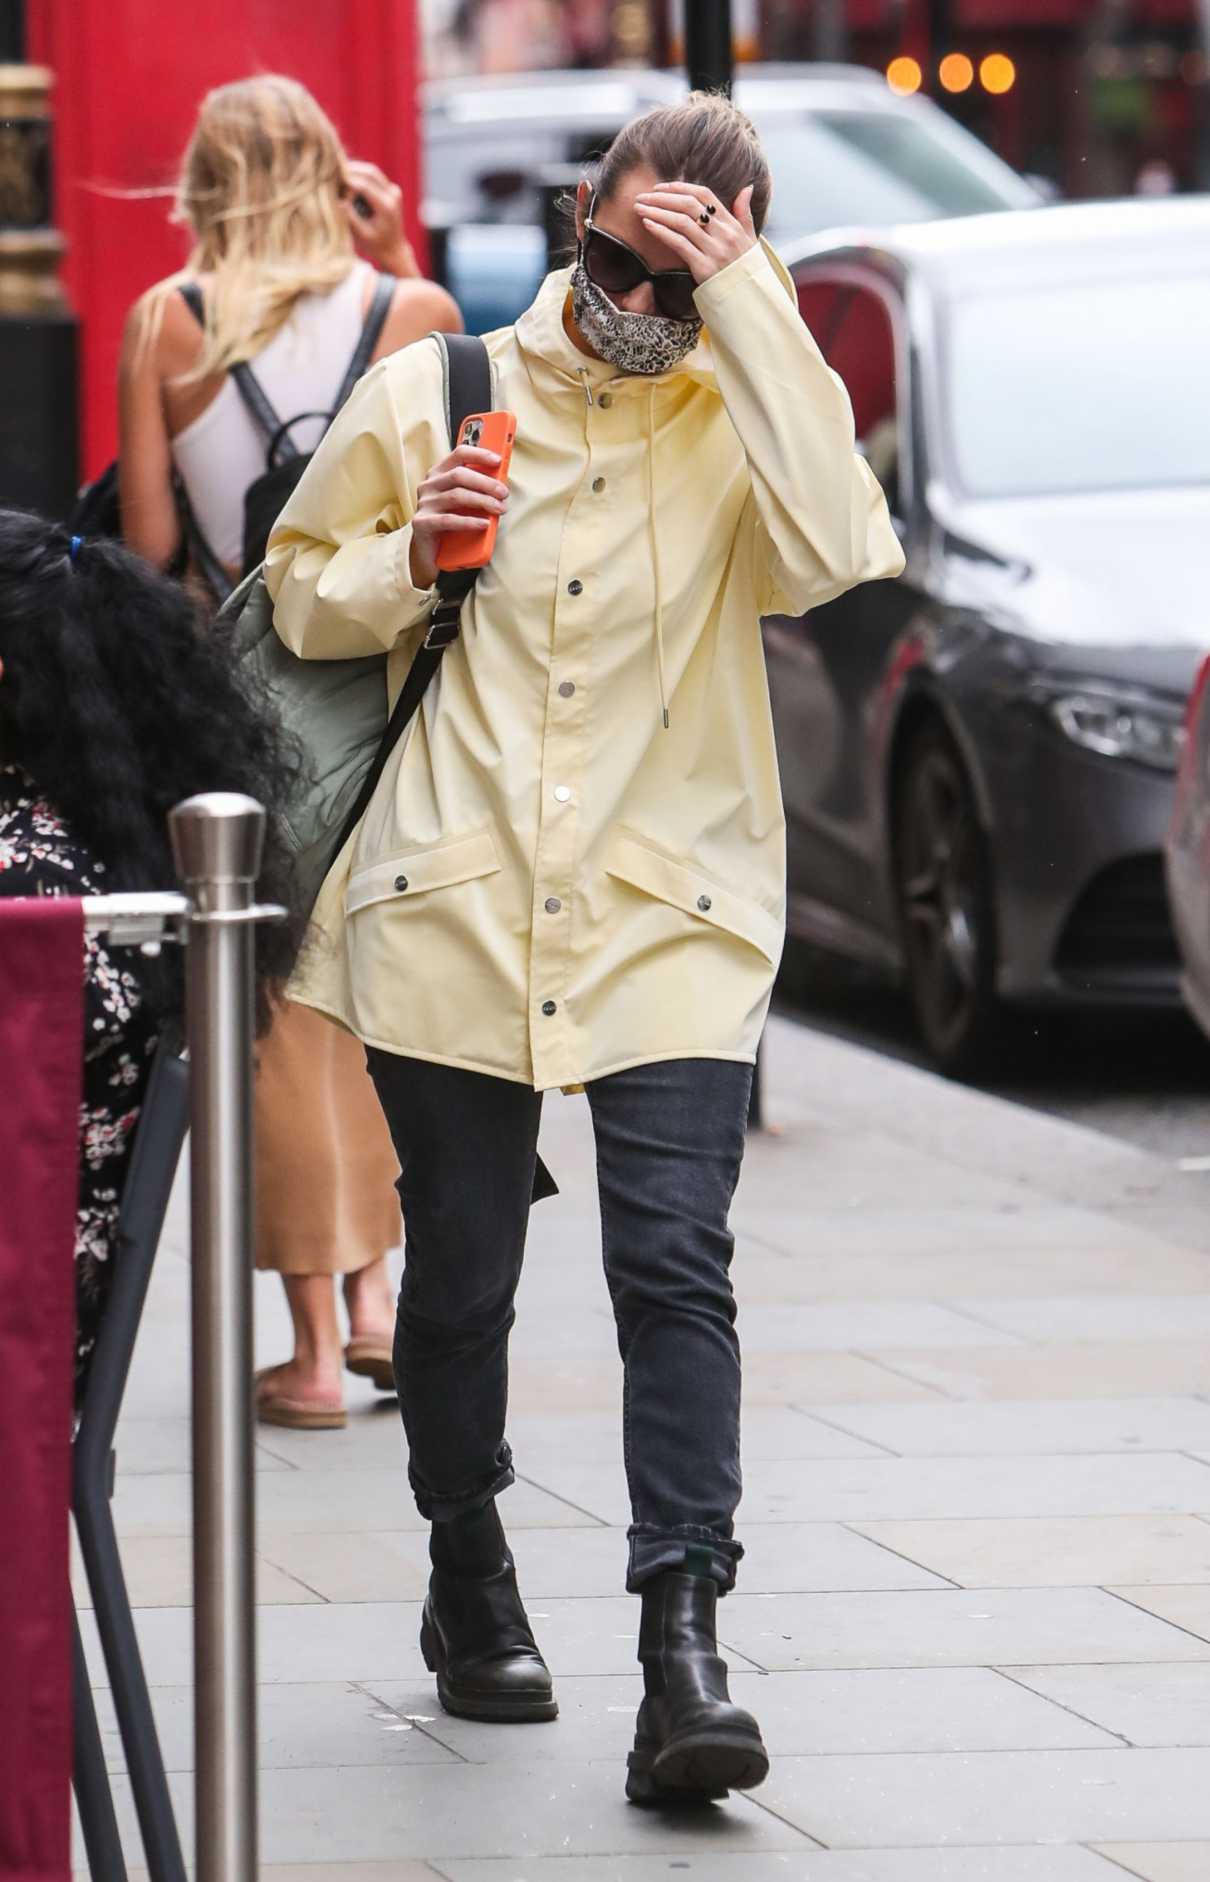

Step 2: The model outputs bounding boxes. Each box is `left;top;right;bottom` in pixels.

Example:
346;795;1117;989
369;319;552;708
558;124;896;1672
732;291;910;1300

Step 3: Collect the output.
75;1014;1210;1882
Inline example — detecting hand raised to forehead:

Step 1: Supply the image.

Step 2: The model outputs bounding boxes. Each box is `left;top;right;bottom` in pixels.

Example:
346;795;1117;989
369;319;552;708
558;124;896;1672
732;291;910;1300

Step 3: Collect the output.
633;181;757;286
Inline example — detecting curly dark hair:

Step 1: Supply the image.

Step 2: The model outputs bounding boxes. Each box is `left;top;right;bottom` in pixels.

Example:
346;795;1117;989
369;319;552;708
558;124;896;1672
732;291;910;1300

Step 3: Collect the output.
0;508;303;1021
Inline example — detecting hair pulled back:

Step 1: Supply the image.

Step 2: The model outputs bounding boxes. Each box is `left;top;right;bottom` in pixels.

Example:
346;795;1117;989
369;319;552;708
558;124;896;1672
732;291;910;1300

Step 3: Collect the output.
593;90;772;233
0;509;302;1022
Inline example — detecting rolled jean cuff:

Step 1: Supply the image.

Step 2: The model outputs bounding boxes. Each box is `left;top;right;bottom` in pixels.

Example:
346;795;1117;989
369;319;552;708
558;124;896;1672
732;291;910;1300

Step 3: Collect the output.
409;1444;515;1523
626;1522;744;1594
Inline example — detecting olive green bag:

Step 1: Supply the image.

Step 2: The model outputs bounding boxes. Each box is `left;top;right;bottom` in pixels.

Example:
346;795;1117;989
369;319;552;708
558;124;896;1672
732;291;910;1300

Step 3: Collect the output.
215;332;492;913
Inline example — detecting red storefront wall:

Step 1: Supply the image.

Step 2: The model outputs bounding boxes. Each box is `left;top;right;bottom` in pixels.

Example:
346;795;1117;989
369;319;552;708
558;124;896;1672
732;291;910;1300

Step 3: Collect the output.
26;0;424;482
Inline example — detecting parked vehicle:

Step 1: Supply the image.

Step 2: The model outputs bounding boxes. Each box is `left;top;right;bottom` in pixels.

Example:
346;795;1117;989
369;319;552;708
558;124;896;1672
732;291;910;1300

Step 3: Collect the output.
424;63;1042;332
1166;654;1210;1045
769;197;1210;1076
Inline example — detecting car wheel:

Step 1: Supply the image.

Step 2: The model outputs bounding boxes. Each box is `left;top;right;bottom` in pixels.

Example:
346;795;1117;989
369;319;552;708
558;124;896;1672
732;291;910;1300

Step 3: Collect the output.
893;721;1006;1078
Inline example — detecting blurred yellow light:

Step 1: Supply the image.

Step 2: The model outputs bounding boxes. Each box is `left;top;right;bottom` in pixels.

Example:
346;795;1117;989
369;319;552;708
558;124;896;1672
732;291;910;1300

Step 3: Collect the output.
887;57;923;97
981;53;1016;95
939;54;974;94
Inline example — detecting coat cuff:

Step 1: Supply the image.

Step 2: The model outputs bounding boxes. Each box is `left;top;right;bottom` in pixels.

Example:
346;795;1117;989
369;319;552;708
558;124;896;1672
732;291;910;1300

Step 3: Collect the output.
393;524;438;618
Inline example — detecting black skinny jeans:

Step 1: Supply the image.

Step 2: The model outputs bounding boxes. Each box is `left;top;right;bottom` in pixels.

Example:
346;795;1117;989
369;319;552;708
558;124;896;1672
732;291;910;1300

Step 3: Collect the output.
366;1051;753;1592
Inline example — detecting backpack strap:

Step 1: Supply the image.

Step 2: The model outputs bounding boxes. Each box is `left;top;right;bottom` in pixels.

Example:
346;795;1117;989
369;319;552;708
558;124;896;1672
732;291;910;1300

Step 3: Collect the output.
228;362;292;453
331;271;397;415
181;272;397;465
178;280;205;328
177;479;236;606
252;274;396;468
329;332;492;865
178;280;296;458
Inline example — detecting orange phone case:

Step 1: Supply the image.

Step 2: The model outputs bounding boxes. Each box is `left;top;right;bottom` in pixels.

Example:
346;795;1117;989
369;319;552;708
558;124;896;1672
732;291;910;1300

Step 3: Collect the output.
435;410;517;574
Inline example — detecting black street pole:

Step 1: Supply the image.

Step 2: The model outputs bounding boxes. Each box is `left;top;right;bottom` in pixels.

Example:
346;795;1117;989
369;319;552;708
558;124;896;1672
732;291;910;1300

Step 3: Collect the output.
0;0;22;60
0;0;81;519
648;0;672;67
686;0;734;95
812;0;848;63
927;0;956;78
1197;0;1210;190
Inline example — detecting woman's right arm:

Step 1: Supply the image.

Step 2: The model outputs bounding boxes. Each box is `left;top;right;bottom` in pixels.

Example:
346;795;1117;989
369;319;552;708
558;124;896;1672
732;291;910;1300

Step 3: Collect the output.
265;344;507;659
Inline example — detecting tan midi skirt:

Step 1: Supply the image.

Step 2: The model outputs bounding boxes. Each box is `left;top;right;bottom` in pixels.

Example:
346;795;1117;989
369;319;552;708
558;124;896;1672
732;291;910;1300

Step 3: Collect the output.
254;1000;401;1275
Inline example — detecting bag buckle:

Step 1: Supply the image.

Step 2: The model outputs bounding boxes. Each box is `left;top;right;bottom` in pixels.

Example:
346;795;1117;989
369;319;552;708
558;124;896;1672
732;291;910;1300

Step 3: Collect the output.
423;598;463;651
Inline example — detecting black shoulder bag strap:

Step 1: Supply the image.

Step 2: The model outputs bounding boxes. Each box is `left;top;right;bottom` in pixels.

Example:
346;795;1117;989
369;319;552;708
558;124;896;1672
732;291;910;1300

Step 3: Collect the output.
328;331;493;868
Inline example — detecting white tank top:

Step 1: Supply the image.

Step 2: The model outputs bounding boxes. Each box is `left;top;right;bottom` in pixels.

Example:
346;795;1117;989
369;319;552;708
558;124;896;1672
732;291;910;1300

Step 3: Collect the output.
170;261;376;571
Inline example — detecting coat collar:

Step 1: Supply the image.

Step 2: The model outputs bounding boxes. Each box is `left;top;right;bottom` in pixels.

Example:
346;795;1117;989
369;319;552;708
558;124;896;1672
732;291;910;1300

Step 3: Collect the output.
512;239;797;402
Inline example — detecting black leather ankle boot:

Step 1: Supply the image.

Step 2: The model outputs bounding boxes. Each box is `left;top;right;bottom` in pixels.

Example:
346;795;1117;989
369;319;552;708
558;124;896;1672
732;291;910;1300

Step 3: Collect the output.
627;1570;768;1804
421;1502;557;1723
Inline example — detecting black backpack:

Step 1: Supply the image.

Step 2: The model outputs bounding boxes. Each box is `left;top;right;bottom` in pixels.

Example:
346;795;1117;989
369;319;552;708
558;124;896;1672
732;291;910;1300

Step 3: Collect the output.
70;272;396;602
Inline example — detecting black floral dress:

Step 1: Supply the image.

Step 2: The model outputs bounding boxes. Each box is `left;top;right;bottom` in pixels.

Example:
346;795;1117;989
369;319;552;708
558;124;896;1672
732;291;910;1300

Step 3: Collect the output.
0;763;159;1397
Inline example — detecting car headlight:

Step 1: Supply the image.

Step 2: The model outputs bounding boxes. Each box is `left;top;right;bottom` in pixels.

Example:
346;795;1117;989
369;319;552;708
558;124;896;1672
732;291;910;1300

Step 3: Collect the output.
1045;689;1186;772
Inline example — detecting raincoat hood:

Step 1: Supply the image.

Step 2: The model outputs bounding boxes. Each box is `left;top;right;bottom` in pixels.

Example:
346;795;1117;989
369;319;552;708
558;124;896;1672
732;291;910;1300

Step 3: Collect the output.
513;238;800;402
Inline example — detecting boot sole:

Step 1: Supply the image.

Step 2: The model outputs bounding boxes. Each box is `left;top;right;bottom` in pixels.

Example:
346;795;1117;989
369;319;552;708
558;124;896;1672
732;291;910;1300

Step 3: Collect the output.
627;1729;770;1805
421;1616;558;1723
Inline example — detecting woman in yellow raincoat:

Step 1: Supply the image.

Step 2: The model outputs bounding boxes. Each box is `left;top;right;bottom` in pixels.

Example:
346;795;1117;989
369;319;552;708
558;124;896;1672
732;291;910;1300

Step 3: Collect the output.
266;91;903;1804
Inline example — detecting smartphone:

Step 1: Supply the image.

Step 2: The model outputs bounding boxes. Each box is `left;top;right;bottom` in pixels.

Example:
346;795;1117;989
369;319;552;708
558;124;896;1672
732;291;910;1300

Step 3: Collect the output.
436;410;517;574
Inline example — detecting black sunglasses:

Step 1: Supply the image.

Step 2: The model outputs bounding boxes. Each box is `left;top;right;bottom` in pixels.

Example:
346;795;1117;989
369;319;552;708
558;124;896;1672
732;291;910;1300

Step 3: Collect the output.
580;209;698;322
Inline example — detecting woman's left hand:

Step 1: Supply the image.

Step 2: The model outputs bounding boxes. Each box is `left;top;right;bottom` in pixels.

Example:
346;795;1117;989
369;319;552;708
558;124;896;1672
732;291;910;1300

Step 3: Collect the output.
342;159;421;278
634;181;757;287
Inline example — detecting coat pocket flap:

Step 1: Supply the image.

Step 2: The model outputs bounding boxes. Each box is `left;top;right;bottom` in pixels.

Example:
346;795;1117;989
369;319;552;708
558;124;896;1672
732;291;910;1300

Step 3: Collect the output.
347;830;500;916
604;831;782;965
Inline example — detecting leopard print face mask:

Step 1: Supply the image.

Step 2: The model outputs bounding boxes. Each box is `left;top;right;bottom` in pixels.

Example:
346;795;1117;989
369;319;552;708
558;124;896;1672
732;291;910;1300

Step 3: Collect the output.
571;263;703;377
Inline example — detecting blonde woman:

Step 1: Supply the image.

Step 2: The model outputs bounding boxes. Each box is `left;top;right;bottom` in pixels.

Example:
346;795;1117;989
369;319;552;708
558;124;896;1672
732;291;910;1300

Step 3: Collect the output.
118;75;462;1428
267;92;903;1794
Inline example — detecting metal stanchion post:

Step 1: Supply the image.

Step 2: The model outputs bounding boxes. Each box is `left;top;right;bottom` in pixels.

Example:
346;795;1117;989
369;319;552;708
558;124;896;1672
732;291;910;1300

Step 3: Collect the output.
168;793;267;1882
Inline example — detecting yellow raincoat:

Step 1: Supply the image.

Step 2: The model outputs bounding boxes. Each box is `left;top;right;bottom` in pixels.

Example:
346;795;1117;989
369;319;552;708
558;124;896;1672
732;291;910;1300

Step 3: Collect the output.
265;242;904;1091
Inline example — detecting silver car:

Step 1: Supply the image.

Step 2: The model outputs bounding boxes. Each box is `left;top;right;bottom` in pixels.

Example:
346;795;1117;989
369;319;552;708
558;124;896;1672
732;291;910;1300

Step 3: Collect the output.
769;198;1210;1076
